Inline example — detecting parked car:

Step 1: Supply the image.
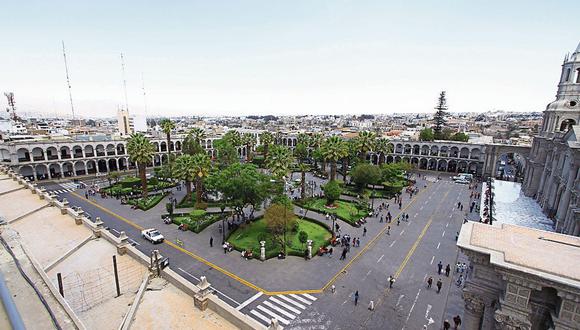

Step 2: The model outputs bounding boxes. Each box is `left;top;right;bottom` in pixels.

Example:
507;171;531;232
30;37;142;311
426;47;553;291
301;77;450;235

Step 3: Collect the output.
141;228;164;244
455;179;470;184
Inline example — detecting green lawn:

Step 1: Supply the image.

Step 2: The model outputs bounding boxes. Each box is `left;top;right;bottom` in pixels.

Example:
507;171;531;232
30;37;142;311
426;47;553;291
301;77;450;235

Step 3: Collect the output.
170;210;222;233
302;198;369;225
127;193;167;211
228;217;332;259
103;177;174;196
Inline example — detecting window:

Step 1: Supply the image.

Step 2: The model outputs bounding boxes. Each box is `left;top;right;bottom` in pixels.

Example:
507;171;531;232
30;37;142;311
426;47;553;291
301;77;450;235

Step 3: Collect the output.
576;68;580;83
565;68;571;82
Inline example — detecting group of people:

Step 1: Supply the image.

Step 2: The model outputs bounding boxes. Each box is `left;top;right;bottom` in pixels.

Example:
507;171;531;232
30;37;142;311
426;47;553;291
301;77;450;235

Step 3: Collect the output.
443;315;462;330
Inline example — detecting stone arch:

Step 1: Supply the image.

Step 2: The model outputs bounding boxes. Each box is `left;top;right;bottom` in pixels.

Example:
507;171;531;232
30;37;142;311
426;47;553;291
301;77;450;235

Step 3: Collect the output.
457;160;468;173
437;159;448;171
161;154;168;165
160;141;167;152
175;141;182;151
72;145;83;158
468;162;478;174
60;146;71;159
118;158;127;170
62;162;74;177
116;143;125;155
410;157;419;166
394;156;402;163
86;160;97;174
97;159;108;173
412;144;420;155
46;146;58;160
74;161;86;176
428;158;437;170
420;145;429;156
0;148;10;162
450;146;459;158
19;165;34;179
84;145;94;157
106;144;116;156
559;118;576;132
439;146;448;157
371;154;378;165
448;159;458;172
419;158;428;170
404;144;412;154
459;147;469;159
153;142;160;152
34;164;49;180
395;144;403;154
49;163;62;179
430;145;439;156
470;148;481;160
169;141;174;152
389;143;395;154
17;147;30;162
31;147;45;161
154;154;161;166
95;144;105;157
108;158;118;171
386;155;394;164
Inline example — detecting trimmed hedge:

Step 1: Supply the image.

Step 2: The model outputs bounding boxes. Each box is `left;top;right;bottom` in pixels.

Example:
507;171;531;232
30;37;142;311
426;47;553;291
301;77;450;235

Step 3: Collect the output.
162;211;223;233
296;198;370;226
127;192;167;211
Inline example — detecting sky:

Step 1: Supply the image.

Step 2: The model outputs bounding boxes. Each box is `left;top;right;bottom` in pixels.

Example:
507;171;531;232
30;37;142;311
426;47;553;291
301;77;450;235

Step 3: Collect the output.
1;1;579;118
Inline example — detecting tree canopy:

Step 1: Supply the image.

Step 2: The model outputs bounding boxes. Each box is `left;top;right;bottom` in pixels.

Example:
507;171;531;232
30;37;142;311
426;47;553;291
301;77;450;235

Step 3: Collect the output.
419;128;435;141
350;163;382;192
323;180;342;205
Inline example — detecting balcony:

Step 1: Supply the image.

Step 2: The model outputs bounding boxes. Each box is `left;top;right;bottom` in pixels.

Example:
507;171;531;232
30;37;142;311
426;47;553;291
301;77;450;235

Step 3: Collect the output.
107;151;116;156
61;154;71;159
85;153;94;158
96;152;105;157
18;157;30;162
33;156;45;161
73;153;84;159
47;155;58;160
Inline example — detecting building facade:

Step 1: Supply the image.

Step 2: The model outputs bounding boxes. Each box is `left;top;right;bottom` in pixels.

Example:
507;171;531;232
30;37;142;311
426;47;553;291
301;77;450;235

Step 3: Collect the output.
523;42;580;236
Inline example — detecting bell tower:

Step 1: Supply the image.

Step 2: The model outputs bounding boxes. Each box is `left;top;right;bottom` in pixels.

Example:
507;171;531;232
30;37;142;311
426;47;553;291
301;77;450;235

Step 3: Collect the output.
540;42;580;135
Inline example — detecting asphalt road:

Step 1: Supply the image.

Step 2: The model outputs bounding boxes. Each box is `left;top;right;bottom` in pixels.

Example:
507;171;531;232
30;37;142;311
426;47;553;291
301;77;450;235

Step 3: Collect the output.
41;174;473;330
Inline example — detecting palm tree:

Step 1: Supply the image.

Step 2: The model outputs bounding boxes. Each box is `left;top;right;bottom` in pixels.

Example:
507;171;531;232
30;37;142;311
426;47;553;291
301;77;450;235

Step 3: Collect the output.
191;153;211;205
242;133;257;162
160;118;176;164
274;131;283;145
309;133;324;170
298;163;310;200
189;127;206;144
126;133;156;198
259;131;274;159
173;155;196;201
266;145;294;180
355;131;377;161
322;136;348;181
224;130;242;147
342;139;358;181
374;138;393;165
297;133;310;147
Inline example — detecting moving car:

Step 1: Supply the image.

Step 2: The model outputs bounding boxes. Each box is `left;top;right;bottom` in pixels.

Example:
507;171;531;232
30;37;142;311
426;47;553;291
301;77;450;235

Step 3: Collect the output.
455;179;470;184
141;228;164;244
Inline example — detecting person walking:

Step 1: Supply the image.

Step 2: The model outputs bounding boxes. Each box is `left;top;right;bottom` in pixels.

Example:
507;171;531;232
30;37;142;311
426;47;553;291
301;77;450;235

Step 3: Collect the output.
210;237;213;247
445;264;451;277
427;276;433;289
406;213;409;222
437;261;443;275
436;279;443;293
340;248;347;260
387;226;391;235
443;319;451;330
453;315;462;329
354;291;359;306
388;275;395;288
328;247;333;258
363;227;367;236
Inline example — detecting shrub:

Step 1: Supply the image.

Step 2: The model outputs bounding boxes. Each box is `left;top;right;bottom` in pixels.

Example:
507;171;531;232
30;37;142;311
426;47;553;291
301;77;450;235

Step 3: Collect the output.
323;180;342;205
194;201;208;210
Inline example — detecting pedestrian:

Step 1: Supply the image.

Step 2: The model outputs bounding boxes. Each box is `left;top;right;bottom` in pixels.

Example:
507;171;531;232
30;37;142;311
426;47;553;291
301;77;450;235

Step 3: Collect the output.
210;236;213;247
387;226;391;235
340;248;347;260
388;275;395;288
445;264;451;277
443;319;451;330
397;219;400;226
380;215;384;223
356;238;360;247
329;247;333;257
437;261;443;275
427;276;433;289
363;226;367;236
456;275;464;287
406;213;409;221
453;315;462;329
460;204;463;211
455;232;459;241
398;202;402;209
223;244;227;254
436;279;443;293
354;291;359;306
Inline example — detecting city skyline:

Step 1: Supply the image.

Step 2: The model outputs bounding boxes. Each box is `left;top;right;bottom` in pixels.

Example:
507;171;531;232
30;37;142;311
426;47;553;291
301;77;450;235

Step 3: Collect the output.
2;1;579;118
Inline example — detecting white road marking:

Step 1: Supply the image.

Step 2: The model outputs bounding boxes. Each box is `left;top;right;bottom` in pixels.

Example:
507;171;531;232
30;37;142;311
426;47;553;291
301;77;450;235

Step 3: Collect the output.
400;230;405;236
430;256;434;265
436;242;441;249
449;214;453;218
289;294;312;305
377;255;384;263
111;228;120;234
395;294;405;307
278;295;305;309
420;205;424;210
446;222;449;228
405;289;421;324
257;305;290;325
236;292;263;311
270;297;301;314
177;267;240;306
250;309;273;325
263;301;296;319
342;300;348;305
442;231;445;237
390;240;397;247
414;213;418;218
302;293;317;301
425;304;432;319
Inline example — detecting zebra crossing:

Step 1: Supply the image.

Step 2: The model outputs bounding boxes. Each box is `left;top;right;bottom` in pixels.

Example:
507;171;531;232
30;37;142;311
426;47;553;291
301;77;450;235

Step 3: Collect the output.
247;293;317;328
50;181;79;195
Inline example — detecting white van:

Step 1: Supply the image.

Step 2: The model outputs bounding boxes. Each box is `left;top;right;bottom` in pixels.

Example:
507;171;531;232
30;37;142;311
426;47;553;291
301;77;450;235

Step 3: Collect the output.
453;173;473;182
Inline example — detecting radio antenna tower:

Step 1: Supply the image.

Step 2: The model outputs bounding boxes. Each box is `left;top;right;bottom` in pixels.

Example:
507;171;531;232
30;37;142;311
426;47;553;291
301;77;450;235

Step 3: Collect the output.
61;41;76;121
120;53;129;112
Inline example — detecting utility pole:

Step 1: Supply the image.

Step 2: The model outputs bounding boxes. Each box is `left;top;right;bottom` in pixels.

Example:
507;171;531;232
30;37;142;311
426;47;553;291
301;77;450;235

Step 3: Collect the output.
61;41;76;122
120;53;129;112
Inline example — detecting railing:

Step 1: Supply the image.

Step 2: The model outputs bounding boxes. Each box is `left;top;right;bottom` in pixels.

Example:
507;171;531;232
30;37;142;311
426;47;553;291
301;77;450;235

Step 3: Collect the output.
47;155;58;160
85;153;94;157
96;152;105;157
73;154;83;159
107;151;116;156
18;158;30;162
33;156;45;161
61;154;71;159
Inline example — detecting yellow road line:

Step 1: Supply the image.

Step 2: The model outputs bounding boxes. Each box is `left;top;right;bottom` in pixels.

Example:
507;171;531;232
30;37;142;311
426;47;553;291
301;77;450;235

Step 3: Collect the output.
321;182;431;291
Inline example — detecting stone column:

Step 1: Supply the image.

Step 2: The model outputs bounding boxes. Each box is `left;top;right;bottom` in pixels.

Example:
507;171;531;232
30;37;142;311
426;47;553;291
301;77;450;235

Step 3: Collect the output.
463;291;485;330
194;276;211;311
260;241;266;261
307;240;313;259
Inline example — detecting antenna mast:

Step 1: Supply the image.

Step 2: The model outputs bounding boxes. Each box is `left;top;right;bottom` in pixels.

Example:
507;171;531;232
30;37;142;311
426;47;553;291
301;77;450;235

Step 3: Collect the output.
120;53;129;112
62;41;76;121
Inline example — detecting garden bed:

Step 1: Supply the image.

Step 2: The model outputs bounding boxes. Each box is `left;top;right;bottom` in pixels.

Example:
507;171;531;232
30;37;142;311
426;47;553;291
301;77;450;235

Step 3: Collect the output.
163;210;223;233
227;216;332;259
176;195;222;209
103;177;175;196
297;198;369;226
127;192;168;211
